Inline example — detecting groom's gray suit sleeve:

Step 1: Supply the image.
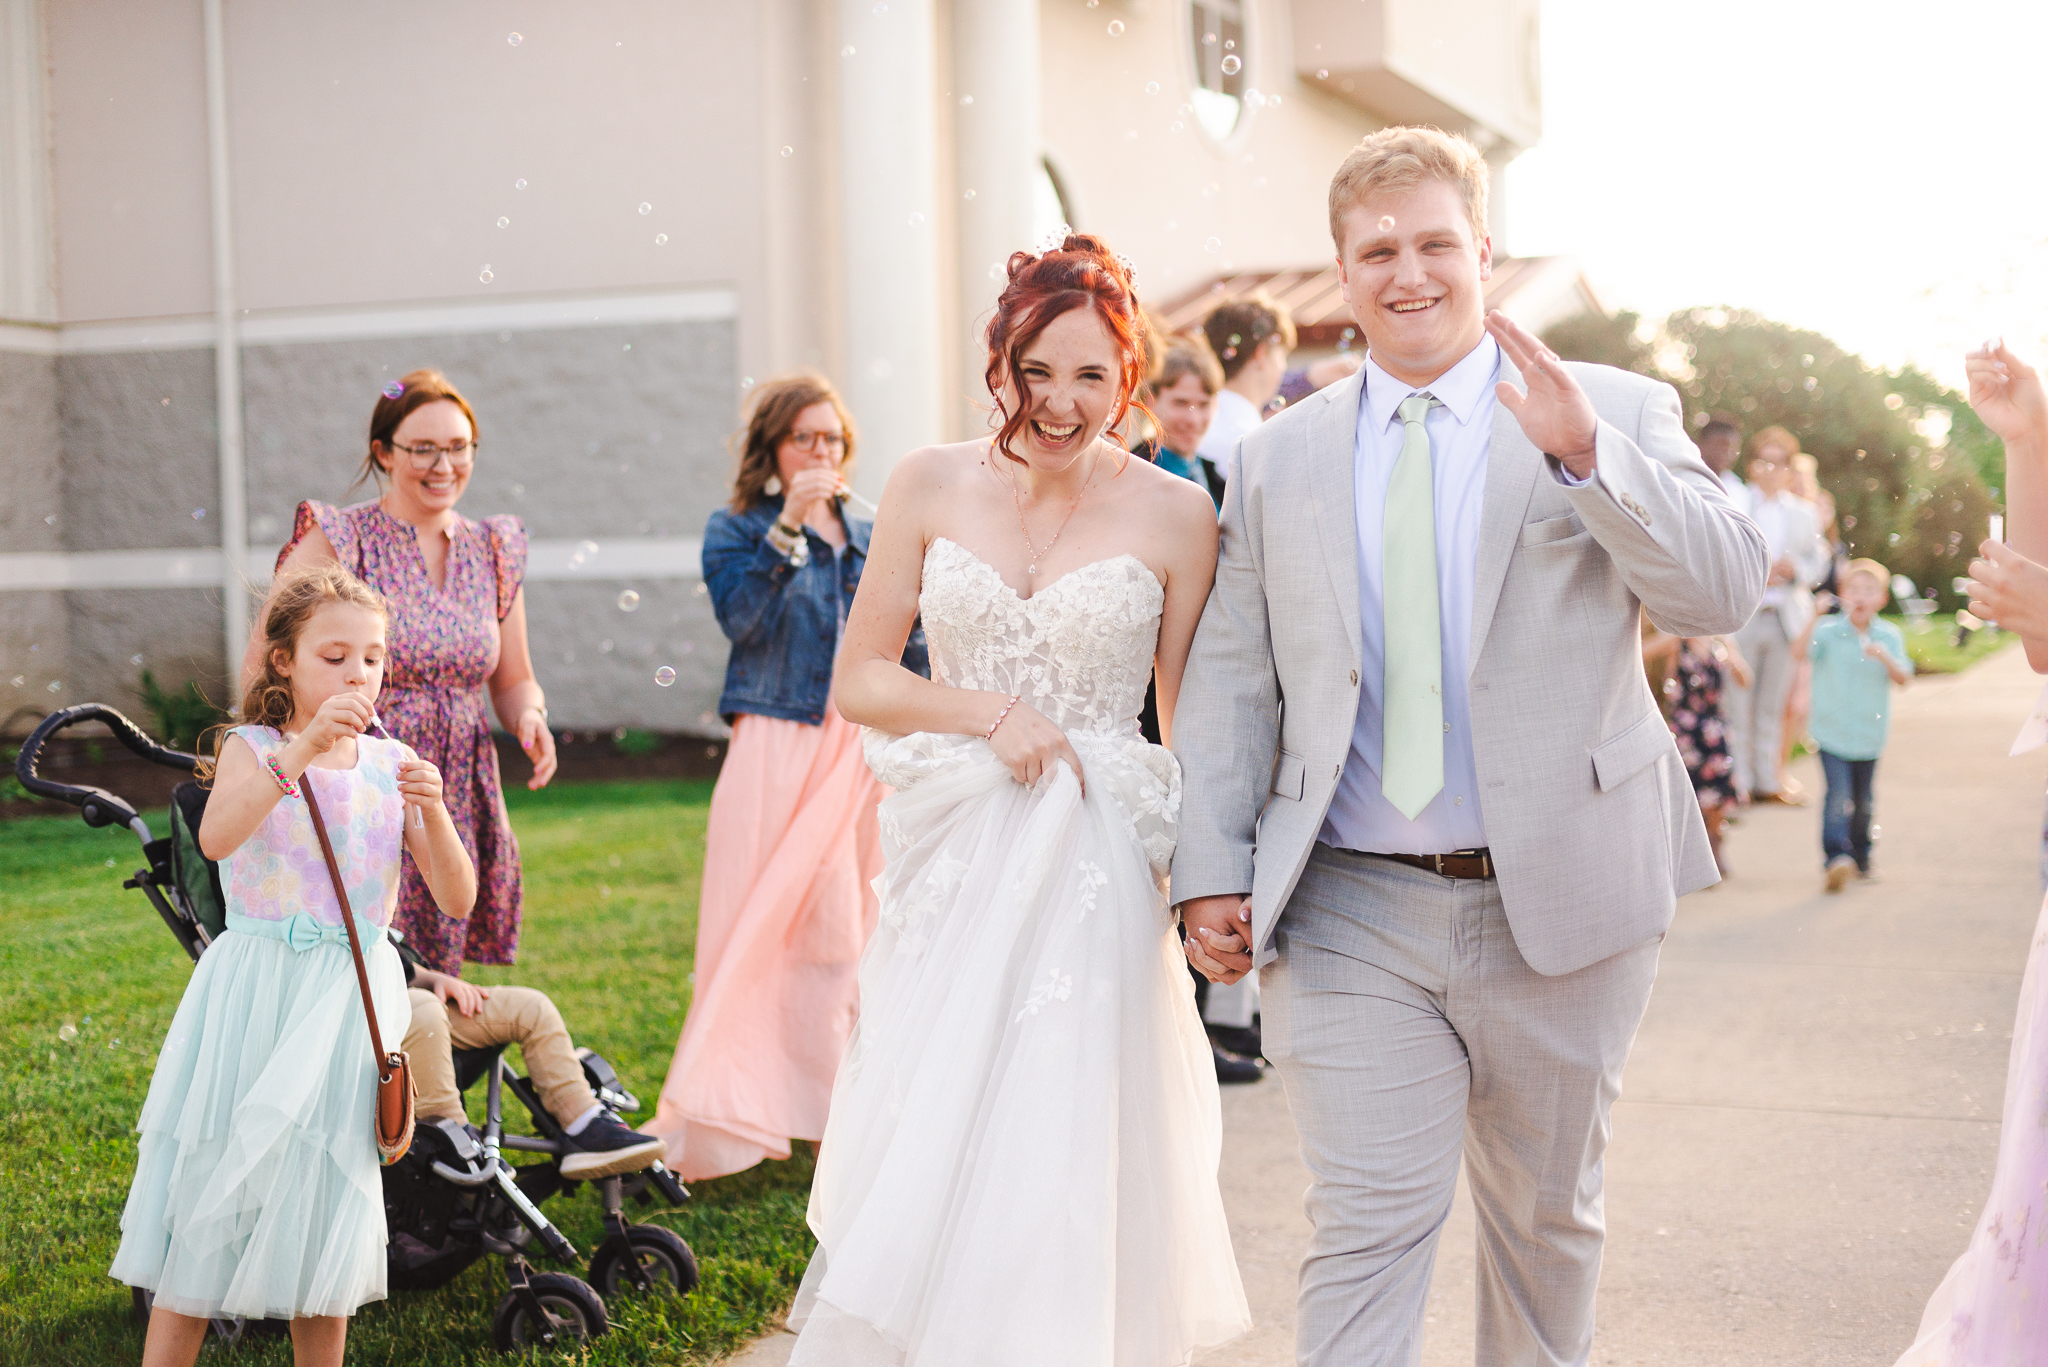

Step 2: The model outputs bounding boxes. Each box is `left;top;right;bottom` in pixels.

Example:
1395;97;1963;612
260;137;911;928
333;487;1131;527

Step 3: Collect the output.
1550;373;1764;638
1169;450;1277;906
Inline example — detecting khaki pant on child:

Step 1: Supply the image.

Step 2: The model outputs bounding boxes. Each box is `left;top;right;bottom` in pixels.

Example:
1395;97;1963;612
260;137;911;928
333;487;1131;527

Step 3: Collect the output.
404;986;599;1126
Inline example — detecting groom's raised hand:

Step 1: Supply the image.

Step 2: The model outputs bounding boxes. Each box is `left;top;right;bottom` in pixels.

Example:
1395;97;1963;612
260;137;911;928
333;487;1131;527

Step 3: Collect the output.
1487;310;1600;481
1181;893;1254;985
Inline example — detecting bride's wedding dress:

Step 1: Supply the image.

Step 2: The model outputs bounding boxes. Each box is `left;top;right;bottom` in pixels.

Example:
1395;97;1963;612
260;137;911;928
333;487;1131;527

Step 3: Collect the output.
788;537;1251;1366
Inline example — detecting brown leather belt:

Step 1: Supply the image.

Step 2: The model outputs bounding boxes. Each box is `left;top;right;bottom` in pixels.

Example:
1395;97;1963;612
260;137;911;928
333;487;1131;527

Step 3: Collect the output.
1371;848;1495;880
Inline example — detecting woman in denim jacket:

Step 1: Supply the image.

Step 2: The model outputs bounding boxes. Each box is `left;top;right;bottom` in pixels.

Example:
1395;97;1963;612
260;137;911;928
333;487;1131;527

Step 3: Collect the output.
651;373;926;1182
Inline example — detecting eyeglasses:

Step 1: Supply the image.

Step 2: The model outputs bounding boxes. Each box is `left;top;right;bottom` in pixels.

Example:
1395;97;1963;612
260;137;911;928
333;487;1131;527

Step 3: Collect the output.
783;430;847;454
388;439;478;472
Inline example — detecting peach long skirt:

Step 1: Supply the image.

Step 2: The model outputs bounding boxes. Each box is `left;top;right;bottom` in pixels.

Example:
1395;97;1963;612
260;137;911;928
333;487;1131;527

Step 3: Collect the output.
652;704;884;1181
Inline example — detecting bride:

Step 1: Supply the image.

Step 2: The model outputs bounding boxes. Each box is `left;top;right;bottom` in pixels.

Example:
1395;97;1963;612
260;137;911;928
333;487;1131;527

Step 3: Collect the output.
786;234;1252;1364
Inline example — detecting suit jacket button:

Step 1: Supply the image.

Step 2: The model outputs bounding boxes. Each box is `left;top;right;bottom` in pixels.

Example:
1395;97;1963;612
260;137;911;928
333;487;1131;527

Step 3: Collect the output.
1333;765;1342;781
1349;669;1359;685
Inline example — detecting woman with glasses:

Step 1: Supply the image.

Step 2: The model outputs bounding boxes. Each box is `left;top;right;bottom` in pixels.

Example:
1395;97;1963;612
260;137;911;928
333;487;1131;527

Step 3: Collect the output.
649;372;926;1182
251;368;554;976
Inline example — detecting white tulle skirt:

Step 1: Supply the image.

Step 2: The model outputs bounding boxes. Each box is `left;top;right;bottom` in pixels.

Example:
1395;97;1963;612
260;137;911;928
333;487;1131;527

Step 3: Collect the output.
788;731;1251;1366
110;927;410;1320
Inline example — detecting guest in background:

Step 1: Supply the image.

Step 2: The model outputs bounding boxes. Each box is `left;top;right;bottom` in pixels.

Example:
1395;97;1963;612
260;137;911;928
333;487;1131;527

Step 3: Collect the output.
1725;426;1829;804
651;373;928;1182
1794;558;1909;892
1781;450;1848;778
1644;624;1751;874
1143;339;1227;508
1195;292;1295;480
257;368;553;976
1700;417;1746;502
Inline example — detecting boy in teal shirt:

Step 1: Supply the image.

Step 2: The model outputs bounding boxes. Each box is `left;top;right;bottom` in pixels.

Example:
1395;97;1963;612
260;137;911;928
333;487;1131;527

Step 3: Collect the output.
1795;558;1912;891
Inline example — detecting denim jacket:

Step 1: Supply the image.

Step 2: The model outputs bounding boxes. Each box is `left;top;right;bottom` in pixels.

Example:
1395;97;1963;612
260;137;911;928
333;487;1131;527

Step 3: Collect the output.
703;496;929;725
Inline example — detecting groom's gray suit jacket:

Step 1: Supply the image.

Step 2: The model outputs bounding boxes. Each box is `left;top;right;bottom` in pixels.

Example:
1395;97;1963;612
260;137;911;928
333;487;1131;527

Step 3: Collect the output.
1171;361;1768;976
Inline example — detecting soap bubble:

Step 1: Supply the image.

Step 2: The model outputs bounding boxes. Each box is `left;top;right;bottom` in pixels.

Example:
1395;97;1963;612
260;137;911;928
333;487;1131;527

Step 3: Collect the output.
479;266;494;283
1204;237;1222;252
1107;19;1125;35
959;95;974;106
963;188;976;200
1379;215;1396;232
8;676;21;687
1317;67;1330;79
1145;81;1160;95
841;44;855;56
130;653;144;666
638;202;652;215
654;666;677;687
908;211;925;226
46;680;61;693
382;380;405;399
511;482;525;496
58;1023;76;1042
192;507;206;519
780;145;794;157
618;589;640;612
497;216;509;228
1170;121;1184;132
1221;54;1241;75
507;32;522;45
515;178;527;189
655;233;668;244
578;540;599;557
600;639;614;653
693;582;709;597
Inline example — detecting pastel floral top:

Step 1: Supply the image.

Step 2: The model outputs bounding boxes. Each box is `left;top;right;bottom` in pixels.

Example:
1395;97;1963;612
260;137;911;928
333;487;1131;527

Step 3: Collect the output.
223;725;408;931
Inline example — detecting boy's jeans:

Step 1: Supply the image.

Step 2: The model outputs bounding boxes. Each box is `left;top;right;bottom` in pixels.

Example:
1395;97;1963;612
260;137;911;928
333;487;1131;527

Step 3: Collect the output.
1819;751;1878;871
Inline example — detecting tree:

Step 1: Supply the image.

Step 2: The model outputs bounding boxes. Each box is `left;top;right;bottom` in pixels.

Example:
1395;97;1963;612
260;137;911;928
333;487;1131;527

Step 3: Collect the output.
1543;307;2002;607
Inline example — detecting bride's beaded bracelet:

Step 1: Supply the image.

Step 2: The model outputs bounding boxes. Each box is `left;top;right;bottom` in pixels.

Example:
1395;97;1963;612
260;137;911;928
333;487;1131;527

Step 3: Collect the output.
263;752;301;800
983;693;1022;742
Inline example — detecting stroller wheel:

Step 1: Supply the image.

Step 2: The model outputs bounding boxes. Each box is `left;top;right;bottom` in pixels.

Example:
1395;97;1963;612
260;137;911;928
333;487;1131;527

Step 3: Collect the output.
589;1224;699;1298
492;1272;608;1352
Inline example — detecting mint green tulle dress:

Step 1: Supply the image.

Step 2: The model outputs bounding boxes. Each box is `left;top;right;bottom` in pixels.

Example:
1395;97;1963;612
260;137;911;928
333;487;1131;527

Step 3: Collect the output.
110;725;414;1320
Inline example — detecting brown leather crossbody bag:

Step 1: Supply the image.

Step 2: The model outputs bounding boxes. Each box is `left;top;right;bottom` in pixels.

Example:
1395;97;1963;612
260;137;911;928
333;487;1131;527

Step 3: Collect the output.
302;778;416;1165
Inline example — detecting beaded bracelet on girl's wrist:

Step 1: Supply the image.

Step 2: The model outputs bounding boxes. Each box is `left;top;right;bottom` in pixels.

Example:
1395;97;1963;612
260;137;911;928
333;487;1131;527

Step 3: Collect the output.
263;752;301;799
765;518;811;569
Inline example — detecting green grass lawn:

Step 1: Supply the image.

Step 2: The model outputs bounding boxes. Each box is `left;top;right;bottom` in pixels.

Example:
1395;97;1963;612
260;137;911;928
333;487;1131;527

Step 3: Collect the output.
1889;612;2016;675
0;778;816;1365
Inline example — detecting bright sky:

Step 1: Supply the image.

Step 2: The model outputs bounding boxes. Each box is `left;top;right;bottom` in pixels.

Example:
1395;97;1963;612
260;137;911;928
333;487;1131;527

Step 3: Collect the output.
1505;0;2048;389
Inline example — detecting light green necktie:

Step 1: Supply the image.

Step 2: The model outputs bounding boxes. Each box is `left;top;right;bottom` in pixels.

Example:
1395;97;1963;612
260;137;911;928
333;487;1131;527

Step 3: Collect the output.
1382;393;1444;820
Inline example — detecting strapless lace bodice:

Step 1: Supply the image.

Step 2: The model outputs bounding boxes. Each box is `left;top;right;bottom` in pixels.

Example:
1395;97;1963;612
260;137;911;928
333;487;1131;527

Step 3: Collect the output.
916;537;1161;738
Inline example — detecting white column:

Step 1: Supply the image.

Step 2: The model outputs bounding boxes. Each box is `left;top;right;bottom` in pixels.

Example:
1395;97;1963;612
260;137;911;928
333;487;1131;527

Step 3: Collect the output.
837;0;944;501
202;0;248;679
951;0;1040;441
0;0;56;322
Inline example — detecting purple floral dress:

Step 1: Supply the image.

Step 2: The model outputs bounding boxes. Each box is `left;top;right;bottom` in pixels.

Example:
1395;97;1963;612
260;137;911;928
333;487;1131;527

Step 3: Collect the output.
281;500;527;974
1664;637;1738;811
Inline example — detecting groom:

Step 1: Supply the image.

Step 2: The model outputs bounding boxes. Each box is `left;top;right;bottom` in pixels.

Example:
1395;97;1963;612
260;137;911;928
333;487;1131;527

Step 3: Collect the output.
1174;127;1766;1366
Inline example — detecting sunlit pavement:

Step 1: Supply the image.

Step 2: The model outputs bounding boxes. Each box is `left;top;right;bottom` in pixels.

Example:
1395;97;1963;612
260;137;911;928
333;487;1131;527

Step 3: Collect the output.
725;643;2047;1367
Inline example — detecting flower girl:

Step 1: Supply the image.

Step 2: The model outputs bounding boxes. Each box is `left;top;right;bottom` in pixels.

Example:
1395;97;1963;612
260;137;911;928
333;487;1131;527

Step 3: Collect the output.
111;565;476;1367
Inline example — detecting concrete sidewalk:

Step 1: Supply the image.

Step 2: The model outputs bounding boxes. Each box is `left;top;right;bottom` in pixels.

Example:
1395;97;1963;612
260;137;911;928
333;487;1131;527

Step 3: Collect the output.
726;644;2047;1367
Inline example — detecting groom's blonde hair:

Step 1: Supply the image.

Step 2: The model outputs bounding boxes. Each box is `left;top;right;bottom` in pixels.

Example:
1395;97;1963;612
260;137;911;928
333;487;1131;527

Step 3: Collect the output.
1329;126;1489;253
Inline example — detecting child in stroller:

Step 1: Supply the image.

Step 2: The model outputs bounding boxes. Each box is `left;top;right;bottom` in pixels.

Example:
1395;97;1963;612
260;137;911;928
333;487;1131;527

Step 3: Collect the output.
403;961;666;1180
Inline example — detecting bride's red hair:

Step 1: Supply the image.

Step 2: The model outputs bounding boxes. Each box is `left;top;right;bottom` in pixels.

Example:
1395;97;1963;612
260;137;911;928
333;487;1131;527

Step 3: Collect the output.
983;233;1151;464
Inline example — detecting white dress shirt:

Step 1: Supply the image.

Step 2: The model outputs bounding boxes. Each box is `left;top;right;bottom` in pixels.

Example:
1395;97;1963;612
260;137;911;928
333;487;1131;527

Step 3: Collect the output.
1720;469;1747;502
1748;490;1827;618
1319;336;1500;855
1196;388;1263;485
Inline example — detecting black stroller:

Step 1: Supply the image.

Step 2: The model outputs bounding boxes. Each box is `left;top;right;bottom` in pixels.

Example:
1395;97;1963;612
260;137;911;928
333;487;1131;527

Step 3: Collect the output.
17;704;700;1352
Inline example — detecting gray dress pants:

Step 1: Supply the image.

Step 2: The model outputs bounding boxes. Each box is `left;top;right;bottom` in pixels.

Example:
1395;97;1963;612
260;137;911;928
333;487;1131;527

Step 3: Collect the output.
1726;608;1795;797
1262;845;1661;1367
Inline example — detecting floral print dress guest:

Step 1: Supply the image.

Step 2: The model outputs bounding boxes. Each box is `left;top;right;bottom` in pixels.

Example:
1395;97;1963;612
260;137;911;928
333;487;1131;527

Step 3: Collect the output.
253;369;557;974
651;373;927;1183
1646;626;1750;872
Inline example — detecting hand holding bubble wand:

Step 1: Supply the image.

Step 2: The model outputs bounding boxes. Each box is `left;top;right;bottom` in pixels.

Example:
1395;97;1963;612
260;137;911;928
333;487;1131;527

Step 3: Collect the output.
370;709;427;830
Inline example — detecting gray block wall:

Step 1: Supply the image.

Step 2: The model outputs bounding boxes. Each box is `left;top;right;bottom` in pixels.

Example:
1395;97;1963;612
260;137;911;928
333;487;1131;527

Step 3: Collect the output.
5;316;741;737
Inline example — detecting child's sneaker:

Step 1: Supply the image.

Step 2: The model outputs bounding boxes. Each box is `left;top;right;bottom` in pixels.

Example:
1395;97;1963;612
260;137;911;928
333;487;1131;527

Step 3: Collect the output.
559;1113;667;1179
1824;855;1856;893
1856;866;1881;883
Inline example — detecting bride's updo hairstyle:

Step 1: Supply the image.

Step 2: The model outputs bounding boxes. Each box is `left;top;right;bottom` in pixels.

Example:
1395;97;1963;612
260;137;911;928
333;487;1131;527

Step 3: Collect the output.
983;233;1150;464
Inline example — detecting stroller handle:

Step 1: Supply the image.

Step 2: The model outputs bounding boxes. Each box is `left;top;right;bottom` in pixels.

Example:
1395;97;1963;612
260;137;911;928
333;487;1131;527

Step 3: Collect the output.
15;704;198;832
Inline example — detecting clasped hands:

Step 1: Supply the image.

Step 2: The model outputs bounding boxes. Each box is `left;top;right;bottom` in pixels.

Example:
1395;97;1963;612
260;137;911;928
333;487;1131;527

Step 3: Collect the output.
1181;894;1255;984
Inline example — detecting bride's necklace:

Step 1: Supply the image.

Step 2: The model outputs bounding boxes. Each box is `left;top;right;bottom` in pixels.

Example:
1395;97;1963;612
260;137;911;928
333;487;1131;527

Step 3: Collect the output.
1006;444;1098;577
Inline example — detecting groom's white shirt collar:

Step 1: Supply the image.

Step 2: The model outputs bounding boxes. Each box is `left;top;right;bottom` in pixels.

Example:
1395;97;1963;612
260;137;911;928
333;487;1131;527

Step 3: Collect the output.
1361;333;1501;437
